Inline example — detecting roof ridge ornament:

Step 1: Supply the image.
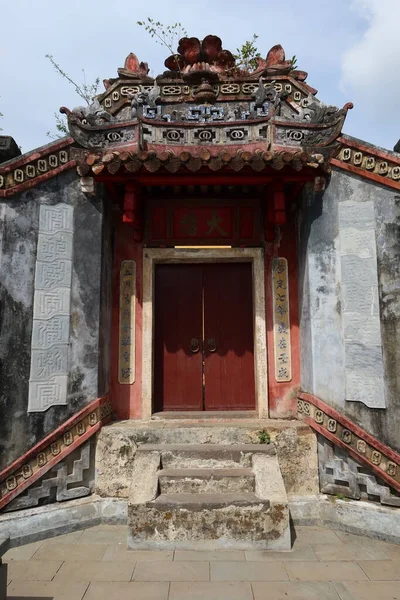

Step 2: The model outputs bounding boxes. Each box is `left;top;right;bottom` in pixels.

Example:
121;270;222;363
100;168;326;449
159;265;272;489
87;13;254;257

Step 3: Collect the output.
164;35;236;81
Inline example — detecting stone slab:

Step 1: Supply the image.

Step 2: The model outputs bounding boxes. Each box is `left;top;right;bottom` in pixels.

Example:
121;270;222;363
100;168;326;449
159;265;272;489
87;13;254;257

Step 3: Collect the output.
245;546;318;561
35;259;72;290
152;492;270;508
289;495;400;545
34;542;108;561
28;375;68;412
174;550;246;561
285;561;368;582
341;256;377;286
33;288;71;319
159;468;255;495
252;581;341;600
84;581;169;600
341;282;379;315
133;561;210;582
39;204;74;233
128;504;290;551
310;543;389;561
54;560;135;582
6;580;89;600
333;581;400;600
343;313;381;346
37;231;74;262
0;496;127;547
102;547;173;562
31;316;70;348
169;581;253;600
6;559;63;582
210;560;289;581
357;560;400;580
339;228;376;259
77;527;127;545
3;540;43;561
338;200;375;230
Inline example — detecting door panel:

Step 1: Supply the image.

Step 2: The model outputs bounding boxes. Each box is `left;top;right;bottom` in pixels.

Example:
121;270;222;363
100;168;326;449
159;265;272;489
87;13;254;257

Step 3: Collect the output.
203;263;256;410
154;265;203;411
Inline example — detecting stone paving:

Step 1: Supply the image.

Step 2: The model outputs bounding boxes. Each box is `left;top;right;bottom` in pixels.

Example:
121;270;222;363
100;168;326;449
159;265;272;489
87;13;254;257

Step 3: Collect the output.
3;524;400;599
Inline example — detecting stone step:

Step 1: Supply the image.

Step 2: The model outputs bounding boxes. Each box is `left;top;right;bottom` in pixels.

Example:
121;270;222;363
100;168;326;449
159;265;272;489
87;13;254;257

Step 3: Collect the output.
128;449;290;550
158;468;255;494
137;443;275;469
152;492;267;508
152;411;257;420
128;487;290;550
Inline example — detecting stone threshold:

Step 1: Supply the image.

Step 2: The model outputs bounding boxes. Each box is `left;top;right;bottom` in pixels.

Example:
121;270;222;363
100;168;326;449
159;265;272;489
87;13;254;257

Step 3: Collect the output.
1;494;399;548
152;411;258;420
104;418;308;431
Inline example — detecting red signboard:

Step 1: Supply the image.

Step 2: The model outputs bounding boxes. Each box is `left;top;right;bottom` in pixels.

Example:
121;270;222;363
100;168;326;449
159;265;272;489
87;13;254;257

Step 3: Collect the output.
146;199;261;246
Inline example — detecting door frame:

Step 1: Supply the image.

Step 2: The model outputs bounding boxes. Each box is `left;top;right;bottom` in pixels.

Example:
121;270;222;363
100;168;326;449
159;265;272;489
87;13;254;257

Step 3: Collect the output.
142;248;268;419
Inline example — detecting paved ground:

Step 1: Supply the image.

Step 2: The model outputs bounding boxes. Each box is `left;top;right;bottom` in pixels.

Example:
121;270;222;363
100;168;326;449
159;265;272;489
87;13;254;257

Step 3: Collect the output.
3;524;400;599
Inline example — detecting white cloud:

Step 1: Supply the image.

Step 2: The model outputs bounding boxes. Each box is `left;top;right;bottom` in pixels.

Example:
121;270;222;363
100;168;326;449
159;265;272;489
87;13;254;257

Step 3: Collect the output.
341;0;400;128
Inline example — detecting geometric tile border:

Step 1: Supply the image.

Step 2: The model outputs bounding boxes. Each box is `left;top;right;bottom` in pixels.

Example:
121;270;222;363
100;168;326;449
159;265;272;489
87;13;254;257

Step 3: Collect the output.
0;395;112;511
1;135;400;197
0;137;75;198
332;135;400;191
298;391;400;494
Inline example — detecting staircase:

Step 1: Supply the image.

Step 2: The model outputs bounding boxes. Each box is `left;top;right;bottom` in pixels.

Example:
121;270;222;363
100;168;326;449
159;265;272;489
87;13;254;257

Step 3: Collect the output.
127;443;290;550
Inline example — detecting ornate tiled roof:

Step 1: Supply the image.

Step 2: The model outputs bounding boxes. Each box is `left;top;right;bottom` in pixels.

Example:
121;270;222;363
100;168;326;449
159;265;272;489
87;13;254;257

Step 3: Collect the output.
1;35;399;195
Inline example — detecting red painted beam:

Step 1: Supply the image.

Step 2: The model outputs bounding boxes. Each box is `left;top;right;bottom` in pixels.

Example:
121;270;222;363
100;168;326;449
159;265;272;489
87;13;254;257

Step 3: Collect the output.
96;172;316;186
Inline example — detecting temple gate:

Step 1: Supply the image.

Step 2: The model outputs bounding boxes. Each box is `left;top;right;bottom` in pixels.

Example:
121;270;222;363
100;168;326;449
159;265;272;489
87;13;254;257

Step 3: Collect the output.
0;34;399;549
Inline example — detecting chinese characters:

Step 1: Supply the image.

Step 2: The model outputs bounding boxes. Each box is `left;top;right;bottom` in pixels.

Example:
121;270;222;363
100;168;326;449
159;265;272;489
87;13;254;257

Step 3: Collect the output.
272;258;292;382
118;261;136;384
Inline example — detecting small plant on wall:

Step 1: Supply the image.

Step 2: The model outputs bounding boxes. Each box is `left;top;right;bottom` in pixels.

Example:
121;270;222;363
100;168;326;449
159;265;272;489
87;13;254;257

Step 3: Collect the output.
258;429;271;444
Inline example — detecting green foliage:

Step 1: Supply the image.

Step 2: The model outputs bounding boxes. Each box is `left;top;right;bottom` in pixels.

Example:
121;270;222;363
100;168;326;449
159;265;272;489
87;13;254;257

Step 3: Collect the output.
257;429;271;444
45;54;100;105
335;493;349;501
137;18;187;73
45;54;100;139
290;55;298;70
46;113;68;141
233;34;261;72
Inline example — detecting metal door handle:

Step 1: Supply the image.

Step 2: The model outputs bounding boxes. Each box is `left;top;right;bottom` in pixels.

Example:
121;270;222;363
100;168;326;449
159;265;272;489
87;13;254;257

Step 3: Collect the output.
190;338;200;353
207;338;217;352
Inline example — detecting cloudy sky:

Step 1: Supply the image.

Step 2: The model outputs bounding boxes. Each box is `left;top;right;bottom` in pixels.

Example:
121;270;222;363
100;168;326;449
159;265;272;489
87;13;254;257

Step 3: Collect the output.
1;0;399;153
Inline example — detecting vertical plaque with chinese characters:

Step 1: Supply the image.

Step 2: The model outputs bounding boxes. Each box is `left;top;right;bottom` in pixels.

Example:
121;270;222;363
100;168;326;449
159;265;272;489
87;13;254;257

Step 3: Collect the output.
272;258;292;382
118;260;136;384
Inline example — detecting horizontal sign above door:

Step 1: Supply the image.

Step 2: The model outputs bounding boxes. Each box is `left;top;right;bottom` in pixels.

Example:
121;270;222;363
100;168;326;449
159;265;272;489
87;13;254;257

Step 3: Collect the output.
145;199;261;246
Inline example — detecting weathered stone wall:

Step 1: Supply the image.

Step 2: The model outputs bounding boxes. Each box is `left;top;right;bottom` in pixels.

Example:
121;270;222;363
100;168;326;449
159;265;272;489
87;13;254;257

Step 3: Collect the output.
0;171;112;470
298;169;400;451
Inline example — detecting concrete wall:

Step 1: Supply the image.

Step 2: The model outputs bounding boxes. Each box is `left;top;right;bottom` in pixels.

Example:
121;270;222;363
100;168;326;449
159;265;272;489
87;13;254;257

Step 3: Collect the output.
298;169;400;451
0;171;112;470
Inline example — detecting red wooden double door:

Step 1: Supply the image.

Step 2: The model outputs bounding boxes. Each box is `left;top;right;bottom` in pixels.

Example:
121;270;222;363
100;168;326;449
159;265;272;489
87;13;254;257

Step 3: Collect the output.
154;263;256;411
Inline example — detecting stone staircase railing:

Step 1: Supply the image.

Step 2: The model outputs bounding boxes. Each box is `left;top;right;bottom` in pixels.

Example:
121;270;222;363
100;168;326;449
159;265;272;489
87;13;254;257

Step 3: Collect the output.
297;392;400;496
